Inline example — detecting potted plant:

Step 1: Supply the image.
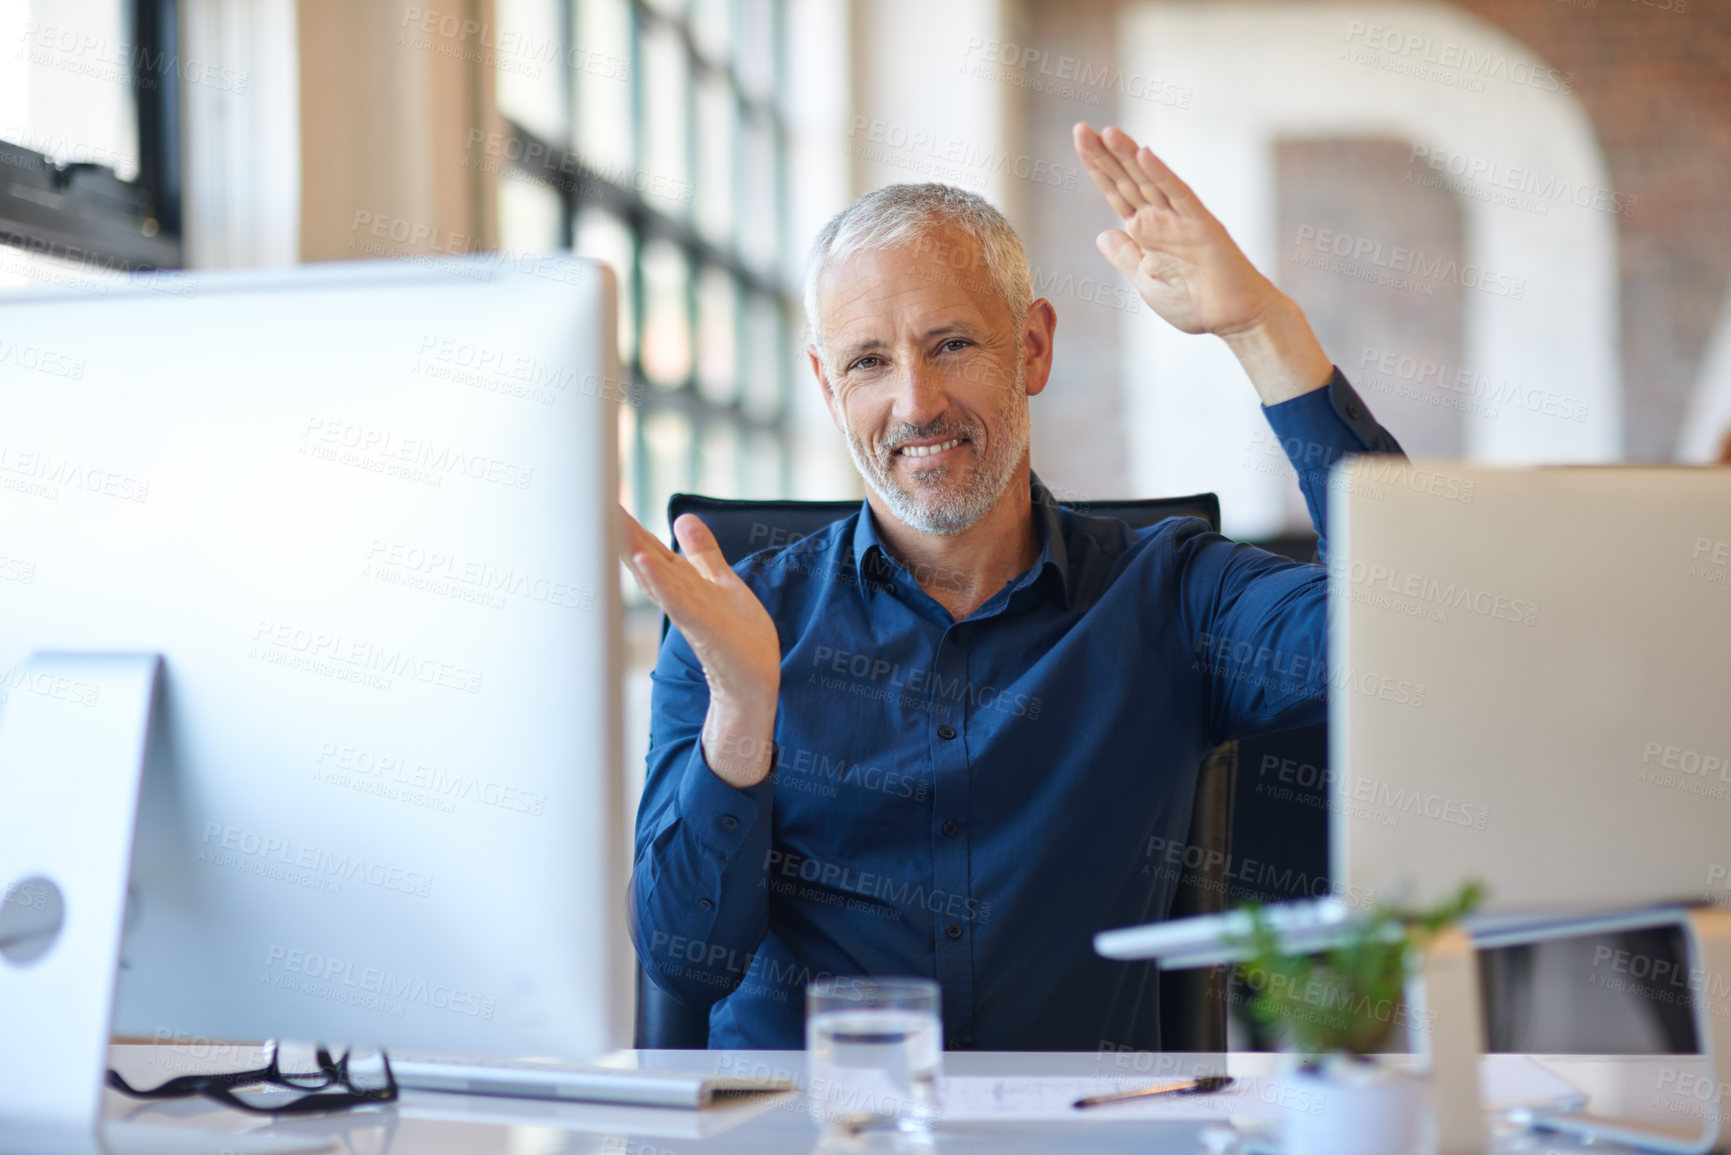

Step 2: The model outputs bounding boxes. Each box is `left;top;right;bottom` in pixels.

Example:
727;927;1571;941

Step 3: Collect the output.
1229;882;1484;1155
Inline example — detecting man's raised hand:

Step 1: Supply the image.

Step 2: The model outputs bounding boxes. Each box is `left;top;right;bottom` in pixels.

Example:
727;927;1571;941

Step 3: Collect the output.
621;509;780;787
1072;122;1333;404
1073;122;1282;337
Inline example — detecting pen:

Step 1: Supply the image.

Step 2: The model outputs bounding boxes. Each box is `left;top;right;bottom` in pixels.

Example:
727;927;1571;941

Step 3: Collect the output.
1072;1074;1234;1109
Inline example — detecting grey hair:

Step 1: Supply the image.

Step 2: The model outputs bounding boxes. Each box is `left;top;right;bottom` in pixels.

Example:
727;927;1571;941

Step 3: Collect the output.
802;183;1033;358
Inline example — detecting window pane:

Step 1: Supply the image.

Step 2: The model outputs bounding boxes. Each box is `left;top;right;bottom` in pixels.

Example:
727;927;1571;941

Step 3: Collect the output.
741;292;784;420
499;174;564;252
640;239;692;388
736;0;776;101
496;0;568;143
696;267;738;405
573;0;632;177
643;409;694;543
618;402;639;514
694;72;734;245
0;1;138;179
619;402;646;607
575;206;638;366
691;0;731;66
696;420;740;498
738;114;777;273
640;20;692;221
743;428;785;499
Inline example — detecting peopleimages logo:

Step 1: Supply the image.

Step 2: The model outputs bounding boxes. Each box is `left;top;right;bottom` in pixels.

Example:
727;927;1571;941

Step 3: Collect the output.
199;822;435;898
0;338;86;380
847;118;1080;190
0;444;150;503
1341;20;1575;96
1407;144;1638;219
1292;226;1526;300
1340;561;1541;627
300;417;534;491
956;36;1192;109
0;664;101;708
248;619;485;695
18;20;251;93
1357;347;1588;424
806;644;1043;720
363;538;597;613
263;944;496;1020
764;849;993;926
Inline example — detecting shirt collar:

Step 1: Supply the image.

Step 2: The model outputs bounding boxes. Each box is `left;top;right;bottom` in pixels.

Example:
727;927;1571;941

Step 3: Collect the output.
849;472;1073;609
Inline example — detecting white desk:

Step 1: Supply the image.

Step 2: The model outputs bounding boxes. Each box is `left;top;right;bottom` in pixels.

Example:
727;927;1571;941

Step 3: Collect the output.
101;1045;1719;1154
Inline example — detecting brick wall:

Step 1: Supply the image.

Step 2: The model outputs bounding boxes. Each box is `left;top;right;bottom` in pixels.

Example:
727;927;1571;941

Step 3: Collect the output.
1013;0;1731;485
1276;137;1468;464
1447;0;1731;459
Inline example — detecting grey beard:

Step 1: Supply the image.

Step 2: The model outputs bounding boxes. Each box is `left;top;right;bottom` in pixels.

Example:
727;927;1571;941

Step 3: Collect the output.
844;366;1031;537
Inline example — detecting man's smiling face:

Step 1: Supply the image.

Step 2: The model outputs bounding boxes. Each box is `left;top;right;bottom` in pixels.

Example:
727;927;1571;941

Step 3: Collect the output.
811;228;1047;536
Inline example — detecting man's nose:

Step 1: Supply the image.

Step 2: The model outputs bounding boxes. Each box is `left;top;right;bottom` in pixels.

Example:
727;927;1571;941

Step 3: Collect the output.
889;361;949;429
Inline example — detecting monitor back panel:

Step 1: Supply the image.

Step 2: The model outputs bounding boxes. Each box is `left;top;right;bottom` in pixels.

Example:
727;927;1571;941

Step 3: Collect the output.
0;259;626;1056
1329;461;1731;916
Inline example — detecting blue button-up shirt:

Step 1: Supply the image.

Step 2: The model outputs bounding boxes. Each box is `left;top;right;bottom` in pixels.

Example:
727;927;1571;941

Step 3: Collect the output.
631;370;1403;1050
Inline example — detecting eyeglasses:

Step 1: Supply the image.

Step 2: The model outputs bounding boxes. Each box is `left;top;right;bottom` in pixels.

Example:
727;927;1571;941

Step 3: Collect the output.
107;1040;397;1116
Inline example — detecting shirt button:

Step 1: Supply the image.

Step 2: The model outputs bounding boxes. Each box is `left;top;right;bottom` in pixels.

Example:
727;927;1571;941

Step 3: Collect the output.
1345;399;1364;420
945;923;963;940
885;582;897;594
719;815;740;831
698;897;713;911
937;725;958;740
941;819;960;837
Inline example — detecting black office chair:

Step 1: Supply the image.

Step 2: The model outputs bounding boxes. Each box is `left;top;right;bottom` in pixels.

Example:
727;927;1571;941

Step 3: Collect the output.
634;490;1237;1051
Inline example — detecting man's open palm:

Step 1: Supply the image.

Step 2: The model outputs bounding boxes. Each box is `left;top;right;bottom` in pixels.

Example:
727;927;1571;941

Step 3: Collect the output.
1073;123;1281;339
621;511;781;710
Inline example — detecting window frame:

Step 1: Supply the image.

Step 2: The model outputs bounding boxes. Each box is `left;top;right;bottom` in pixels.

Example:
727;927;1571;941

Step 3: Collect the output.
496;0;794;526
0;0;184;271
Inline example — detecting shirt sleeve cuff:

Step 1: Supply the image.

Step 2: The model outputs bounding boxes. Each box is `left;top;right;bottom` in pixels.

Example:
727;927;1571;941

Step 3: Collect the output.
675;739;776;856
1262;367;1404;457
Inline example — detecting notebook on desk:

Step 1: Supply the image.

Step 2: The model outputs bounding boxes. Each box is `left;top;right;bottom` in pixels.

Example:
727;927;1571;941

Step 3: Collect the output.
390;1053;796;1107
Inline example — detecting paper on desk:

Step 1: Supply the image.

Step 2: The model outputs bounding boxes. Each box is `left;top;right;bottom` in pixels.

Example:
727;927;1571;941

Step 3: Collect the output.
932;1076;1254;1123
931;1056;1585;1123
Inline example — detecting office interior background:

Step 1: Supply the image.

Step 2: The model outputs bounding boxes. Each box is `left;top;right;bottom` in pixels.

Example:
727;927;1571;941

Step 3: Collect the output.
3;0;1727;1054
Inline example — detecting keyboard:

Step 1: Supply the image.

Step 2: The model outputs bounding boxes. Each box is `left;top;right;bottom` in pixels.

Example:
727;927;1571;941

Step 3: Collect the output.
391;1053;796;1107
1093;897;1359;967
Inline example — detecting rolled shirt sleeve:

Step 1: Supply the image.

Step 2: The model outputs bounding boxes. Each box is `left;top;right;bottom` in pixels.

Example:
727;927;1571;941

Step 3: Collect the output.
1259;367;1404;564
1179;367;1406;743
629;623;776;1008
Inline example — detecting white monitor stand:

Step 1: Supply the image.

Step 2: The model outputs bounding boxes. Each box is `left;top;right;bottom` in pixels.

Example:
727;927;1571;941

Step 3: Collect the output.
1479;907;1731;1155
0;654;319;1155
1098;906;1731;1155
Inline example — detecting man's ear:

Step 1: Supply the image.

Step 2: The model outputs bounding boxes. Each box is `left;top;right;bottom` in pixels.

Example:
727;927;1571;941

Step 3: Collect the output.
1021;298;1058;398
808;344;846;433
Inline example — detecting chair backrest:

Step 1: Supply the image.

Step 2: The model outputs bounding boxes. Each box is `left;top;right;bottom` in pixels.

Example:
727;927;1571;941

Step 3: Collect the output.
635;489;1231;1050
664;489;1222;580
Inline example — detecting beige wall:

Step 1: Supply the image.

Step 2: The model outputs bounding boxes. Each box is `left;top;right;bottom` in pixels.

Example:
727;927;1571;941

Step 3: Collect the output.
297;0;498;263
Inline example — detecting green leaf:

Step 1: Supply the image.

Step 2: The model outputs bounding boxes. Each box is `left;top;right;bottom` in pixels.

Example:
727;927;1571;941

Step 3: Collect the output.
1225;881;1484;1057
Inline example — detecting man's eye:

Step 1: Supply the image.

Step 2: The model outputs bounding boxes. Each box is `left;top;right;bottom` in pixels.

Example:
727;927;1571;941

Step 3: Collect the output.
851;356;883;372
940;339;971;353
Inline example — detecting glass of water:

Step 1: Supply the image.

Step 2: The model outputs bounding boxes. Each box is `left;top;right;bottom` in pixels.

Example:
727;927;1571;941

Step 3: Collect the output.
806;976;943;1135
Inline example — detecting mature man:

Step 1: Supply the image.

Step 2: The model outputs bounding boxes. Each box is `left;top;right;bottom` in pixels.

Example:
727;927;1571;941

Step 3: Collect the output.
621;123;1402;1051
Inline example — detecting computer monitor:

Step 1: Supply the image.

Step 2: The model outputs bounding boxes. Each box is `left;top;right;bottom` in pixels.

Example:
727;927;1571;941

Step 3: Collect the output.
1091;460;1731;1154
0;257;627;1058
1328;460;1731;915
